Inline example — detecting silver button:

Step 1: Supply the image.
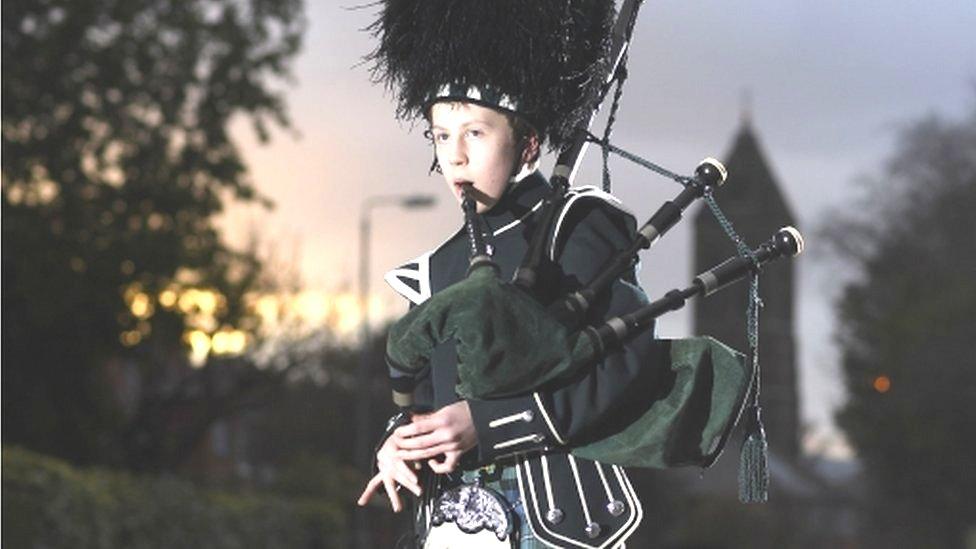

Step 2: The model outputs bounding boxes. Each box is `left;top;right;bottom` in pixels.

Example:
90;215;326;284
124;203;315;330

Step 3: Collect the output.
585;522;602;538
545;508;564;524
607;500;625;516
520;410;534;422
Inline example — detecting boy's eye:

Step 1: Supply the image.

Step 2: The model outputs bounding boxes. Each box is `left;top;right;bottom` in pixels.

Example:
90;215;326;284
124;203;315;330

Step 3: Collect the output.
466;128;483;138
424;129;450;143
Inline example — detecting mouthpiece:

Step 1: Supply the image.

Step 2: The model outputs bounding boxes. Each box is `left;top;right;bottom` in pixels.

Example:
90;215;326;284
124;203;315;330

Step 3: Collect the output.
460;185;477;213
775;226;804;257
695;158;728;188
460;184;497;275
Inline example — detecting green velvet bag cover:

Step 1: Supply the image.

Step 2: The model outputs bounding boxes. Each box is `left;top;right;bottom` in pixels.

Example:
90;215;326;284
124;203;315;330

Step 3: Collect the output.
386;266;597;398
570;336;749;468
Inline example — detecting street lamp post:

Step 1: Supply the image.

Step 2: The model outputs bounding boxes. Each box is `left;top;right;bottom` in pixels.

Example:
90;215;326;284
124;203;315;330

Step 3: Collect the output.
353;193;435;549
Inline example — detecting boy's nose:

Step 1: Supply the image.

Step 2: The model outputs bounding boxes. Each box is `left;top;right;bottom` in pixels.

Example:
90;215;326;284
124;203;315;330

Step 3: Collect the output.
448;140;466;165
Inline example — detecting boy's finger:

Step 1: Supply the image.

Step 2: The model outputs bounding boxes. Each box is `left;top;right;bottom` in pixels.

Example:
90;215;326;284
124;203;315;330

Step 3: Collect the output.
382;477;402;513
396;443;452;461
357;474;383;505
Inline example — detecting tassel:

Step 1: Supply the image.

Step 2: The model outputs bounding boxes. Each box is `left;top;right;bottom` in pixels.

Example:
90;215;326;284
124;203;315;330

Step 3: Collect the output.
738;405;769;503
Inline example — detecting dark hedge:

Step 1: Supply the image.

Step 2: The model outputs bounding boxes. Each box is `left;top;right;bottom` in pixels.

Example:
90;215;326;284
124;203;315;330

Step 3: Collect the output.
2;446;346;548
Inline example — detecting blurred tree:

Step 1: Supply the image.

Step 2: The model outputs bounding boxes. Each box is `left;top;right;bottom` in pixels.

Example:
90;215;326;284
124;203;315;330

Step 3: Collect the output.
826;97;976;548
244;328;410;547
2;0;305;469
248;331;394;489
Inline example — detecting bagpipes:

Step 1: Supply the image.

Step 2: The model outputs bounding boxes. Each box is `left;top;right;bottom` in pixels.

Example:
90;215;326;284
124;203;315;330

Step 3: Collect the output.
386;185;803;469
377;0;803;503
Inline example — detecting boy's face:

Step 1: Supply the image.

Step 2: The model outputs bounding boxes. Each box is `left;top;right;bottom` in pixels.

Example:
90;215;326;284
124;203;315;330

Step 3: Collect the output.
430;101;528;213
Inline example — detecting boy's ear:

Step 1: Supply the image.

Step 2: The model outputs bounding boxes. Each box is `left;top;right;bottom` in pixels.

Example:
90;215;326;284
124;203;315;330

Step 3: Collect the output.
521;132;541;165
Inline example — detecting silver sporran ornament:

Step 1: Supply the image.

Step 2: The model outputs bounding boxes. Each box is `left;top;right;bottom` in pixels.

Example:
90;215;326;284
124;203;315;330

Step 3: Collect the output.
424;483;515;549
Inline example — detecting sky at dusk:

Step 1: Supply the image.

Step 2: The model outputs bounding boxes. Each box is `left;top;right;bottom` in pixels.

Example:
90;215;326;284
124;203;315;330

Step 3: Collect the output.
219;0;976;456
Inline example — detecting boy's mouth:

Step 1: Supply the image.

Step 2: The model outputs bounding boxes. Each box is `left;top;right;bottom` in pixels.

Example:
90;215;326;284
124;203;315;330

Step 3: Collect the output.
453;180;474;196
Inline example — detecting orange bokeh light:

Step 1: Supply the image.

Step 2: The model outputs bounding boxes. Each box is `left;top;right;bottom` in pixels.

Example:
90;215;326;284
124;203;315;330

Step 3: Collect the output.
873;375;891;393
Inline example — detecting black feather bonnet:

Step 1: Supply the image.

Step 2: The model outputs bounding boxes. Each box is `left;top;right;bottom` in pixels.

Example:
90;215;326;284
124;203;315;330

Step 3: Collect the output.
367;0;616;150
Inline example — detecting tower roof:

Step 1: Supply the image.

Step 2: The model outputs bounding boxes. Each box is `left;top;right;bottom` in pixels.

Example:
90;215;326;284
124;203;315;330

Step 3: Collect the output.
694;121;796;228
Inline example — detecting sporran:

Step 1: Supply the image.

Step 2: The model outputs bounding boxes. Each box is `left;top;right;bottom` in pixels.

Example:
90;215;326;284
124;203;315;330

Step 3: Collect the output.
423;481;515;549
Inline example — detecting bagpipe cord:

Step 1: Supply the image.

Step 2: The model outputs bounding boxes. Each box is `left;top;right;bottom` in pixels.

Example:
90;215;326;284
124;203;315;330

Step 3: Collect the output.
705;191;768;503
600;0;640;194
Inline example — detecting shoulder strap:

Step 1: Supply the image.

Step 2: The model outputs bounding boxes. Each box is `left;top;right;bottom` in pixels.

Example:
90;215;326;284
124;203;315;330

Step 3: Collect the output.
549;185;634;261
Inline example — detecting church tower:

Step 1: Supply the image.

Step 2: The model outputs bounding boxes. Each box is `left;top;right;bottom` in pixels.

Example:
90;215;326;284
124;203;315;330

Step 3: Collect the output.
692;117;801;460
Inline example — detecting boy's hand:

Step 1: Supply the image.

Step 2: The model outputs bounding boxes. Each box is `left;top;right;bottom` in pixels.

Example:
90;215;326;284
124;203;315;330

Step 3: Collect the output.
357;433;422;512
394;401;476;474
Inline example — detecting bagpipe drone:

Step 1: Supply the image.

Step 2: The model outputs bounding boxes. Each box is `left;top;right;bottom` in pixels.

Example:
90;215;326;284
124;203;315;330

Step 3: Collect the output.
371;0;803;503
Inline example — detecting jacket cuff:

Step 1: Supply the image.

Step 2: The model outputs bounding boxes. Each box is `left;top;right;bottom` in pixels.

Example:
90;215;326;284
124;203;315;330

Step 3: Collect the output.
468;392;565;463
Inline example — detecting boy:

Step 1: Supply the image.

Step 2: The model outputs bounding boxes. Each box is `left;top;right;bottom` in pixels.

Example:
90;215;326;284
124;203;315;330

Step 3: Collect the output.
358;2;656;546
359;97;655;547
